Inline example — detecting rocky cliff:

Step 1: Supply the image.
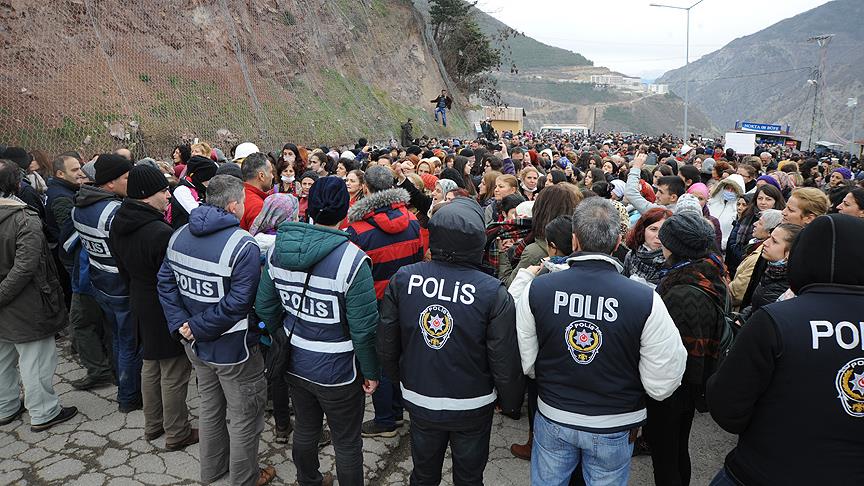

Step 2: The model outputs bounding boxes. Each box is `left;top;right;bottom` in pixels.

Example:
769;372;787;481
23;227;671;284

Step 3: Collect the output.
0;0;470;156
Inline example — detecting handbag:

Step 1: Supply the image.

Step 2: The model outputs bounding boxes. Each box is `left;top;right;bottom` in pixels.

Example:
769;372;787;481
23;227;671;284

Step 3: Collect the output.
264;271;312;382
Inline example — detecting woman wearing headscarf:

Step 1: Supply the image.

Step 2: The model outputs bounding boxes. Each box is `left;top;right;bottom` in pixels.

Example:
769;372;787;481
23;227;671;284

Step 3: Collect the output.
167;154;217;229
707;174;746;251
249;193;300;258
725;184;785;276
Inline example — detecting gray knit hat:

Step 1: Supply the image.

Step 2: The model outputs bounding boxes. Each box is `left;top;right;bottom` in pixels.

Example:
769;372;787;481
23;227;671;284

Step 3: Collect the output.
674;193;703;217
658;211;714;259
365;165;395;192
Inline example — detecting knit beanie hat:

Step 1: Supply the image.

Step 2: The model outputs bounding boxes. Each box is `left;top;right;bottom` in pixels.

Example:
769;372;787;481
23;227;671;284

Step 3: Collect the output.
81;160;97;182
215;162;243;180
658;211;715;260
687;182;709;199
674;193;703;217
832;167;853;180
365;165;394;192
307;176;349;225
187;155;218;187
439;168;465;188
756;175;781;192
299;170;320;184
701;157;716;175
420;173;438;191
127;164;169;200
436;178;458;198
94;154;133;186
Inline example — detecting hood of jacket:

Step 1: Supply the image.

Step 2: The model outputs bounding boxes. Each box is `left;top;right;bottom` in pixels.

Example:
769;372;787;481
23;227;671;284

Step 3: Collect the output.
0;197;28;225
347;187;412;235
75;184;120;207
270;221;350;271
111;199;168;236
188;204;241;237
710;174;745;197
788;214;864;293
429;197;486;265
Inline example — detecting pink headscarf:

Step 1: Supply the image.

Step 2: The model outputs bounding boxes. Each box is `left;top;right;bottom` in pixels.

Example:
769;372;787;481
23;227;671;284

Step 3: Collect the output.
687;182;709;199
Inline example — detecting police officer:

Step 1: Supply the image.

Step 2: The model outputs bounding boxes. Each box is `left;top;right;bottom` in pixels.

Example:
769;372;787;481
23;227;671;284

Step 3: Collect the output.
516;197;686;485
707;214;864;485
157;175;275;486
378;197;524;485
71;153;142;412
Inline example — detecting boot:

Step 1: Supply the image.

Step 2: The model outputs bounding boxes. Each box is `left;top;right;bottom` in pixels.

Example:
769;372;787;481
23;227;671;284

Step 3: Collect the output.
509;430;533;460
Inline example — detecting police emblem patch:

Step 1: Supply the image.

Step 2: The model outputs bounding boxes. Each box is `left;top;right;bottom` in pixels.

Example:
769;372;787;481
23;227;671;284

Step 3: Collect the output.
835;357;864;417
564;321;602;365
419;304;454;350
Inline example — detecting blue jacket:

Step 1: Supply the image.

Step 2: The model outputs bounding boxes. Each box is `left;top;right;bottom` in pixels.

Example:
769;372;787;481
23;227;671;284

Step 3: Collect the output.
158;205;261;365
71;184;127;297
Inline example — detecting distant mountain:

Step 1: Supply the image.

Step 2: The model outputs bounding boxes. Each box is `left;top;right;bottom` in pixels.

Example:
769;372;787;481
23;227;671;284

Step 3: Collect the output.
657;0;864;146
412;0;592;70
471;7;592;70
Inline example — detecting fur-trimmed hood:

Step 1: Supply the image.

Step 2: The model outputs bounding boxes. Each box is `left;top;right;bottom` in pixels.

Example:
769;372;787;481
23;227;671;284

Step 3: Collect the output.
347;187;410;224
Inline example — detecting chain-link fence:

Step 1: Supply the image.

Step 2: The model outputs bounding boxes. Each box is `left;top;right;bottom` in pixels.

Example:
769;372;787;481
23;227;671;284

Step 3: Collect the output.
0;0;468;159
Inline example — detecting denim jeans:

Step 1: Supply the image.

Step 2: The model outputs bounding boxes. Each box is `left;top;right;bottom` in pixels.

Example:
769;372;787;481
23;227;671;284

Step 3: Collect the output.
435;107;447;126
531;413;633;486
708;467;739;486
371;372;403;428
94;290;142;407
409;414;493;486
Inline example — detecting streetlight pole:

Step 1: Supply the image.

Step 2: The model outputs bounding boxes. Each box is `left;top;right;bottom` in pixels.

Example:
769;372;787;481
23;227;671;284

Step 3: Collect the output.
650;0;705;142
849;97;858;155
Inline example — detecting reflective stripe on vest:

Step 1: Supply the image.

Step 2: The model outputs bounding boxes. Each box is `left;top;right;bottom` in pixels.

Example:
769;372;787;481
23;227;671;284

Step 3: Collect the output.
290;333;353;353
401;384;497;411
537;396;646;430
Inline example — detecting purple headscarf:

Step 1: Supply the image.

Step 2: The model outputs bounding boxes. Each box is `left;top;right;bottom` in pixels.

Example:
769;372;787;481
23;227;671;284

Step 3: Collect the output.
249;193;299;236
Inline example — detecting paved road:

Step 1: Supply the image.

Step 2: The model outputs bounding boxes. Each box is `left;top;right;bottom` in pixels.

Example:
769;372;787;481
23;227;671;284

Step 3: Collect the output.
0;338;736;485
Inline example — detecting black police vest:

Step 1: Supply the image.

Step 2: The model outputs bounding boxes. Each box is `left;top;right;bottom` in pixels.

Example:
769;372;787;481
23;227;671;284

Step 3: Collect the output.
394;261;503;423
528;254;654;433
728;285;864;484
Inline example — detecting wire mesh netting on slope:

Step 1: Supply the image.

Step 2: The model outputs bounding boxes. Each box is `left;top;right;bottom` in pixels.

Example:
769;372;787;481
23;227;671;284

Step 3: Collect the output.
0;0;469;159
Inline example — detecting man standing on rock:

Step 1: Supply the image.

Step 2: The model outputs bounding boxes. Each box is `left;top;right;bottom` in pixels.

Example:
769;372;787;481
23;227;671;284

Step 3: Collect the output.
158;175;275;486
110;164;197;451
430;89;452;127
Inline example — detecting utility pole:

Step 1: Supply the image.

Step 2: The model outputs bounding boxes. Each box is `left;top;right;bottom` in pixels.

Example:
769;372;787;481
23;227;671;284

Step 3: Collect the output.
651;0;706;142
849;97;859;155
806;34;833;150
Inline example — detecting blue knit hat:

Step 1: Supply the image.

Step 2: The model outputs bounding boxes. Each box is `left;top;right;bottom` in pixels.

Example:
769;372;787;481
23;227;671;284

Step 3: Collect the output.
307;176;349;225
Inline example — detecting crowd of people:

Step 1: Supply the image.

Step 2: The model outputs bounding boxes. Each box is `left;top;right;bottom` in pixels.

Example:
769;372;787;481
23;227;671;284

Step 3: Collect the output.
1;129;863;486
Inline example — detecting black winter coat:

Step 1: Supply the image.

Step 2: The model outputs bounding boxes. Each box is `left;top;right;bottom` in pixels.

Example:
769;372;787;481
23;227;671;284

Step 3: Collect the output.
109;199;184;360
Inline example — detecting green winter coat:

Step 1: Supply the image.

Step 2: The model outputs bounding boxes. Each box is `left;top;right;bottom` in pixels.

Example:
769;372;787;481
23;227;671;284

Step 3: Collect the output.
255;222;380;380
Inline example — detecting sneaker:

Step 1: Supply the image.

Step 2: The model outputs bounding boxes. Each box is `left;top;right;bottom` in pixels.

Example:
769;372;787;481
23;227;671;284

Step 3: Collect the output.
318;429;332;449
166;428;199;451
71;375;114;391
118;401;143;413
0;400;26;426
31;406;78;432
274;423;292;444
361;419;398;438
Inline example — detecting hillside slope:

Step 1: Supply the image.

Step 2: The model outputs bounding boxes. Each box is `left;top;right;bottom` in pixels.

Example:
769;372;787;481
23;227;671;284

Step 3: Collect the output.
0;0;470;156
657;0;863;145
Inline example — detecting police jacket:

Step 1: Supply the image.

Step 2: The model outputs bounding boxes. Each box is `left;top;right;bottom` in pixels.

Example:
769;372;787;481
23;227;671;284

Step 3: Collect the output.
71;184;127;297
157;204;261;365
708;214;864;485
378;197;524;425
255;222;380;386
517;253;686;433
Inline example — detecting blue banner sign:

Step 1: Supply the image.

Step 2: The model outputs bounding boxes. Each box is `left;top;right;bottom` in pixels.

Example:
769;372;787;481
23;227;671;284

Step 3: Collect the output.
741;122;783;133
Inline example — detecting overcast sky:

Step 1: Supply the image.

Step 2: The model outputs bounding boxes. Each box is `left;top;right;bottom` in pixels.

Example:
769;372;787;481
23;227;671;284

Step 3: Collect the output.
476;0;833;79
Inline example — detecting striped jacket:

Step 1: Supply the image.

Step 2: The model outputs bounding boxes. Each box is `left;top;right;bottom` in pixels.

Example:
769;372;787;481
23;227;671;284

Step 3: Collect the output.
346;188;424;299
